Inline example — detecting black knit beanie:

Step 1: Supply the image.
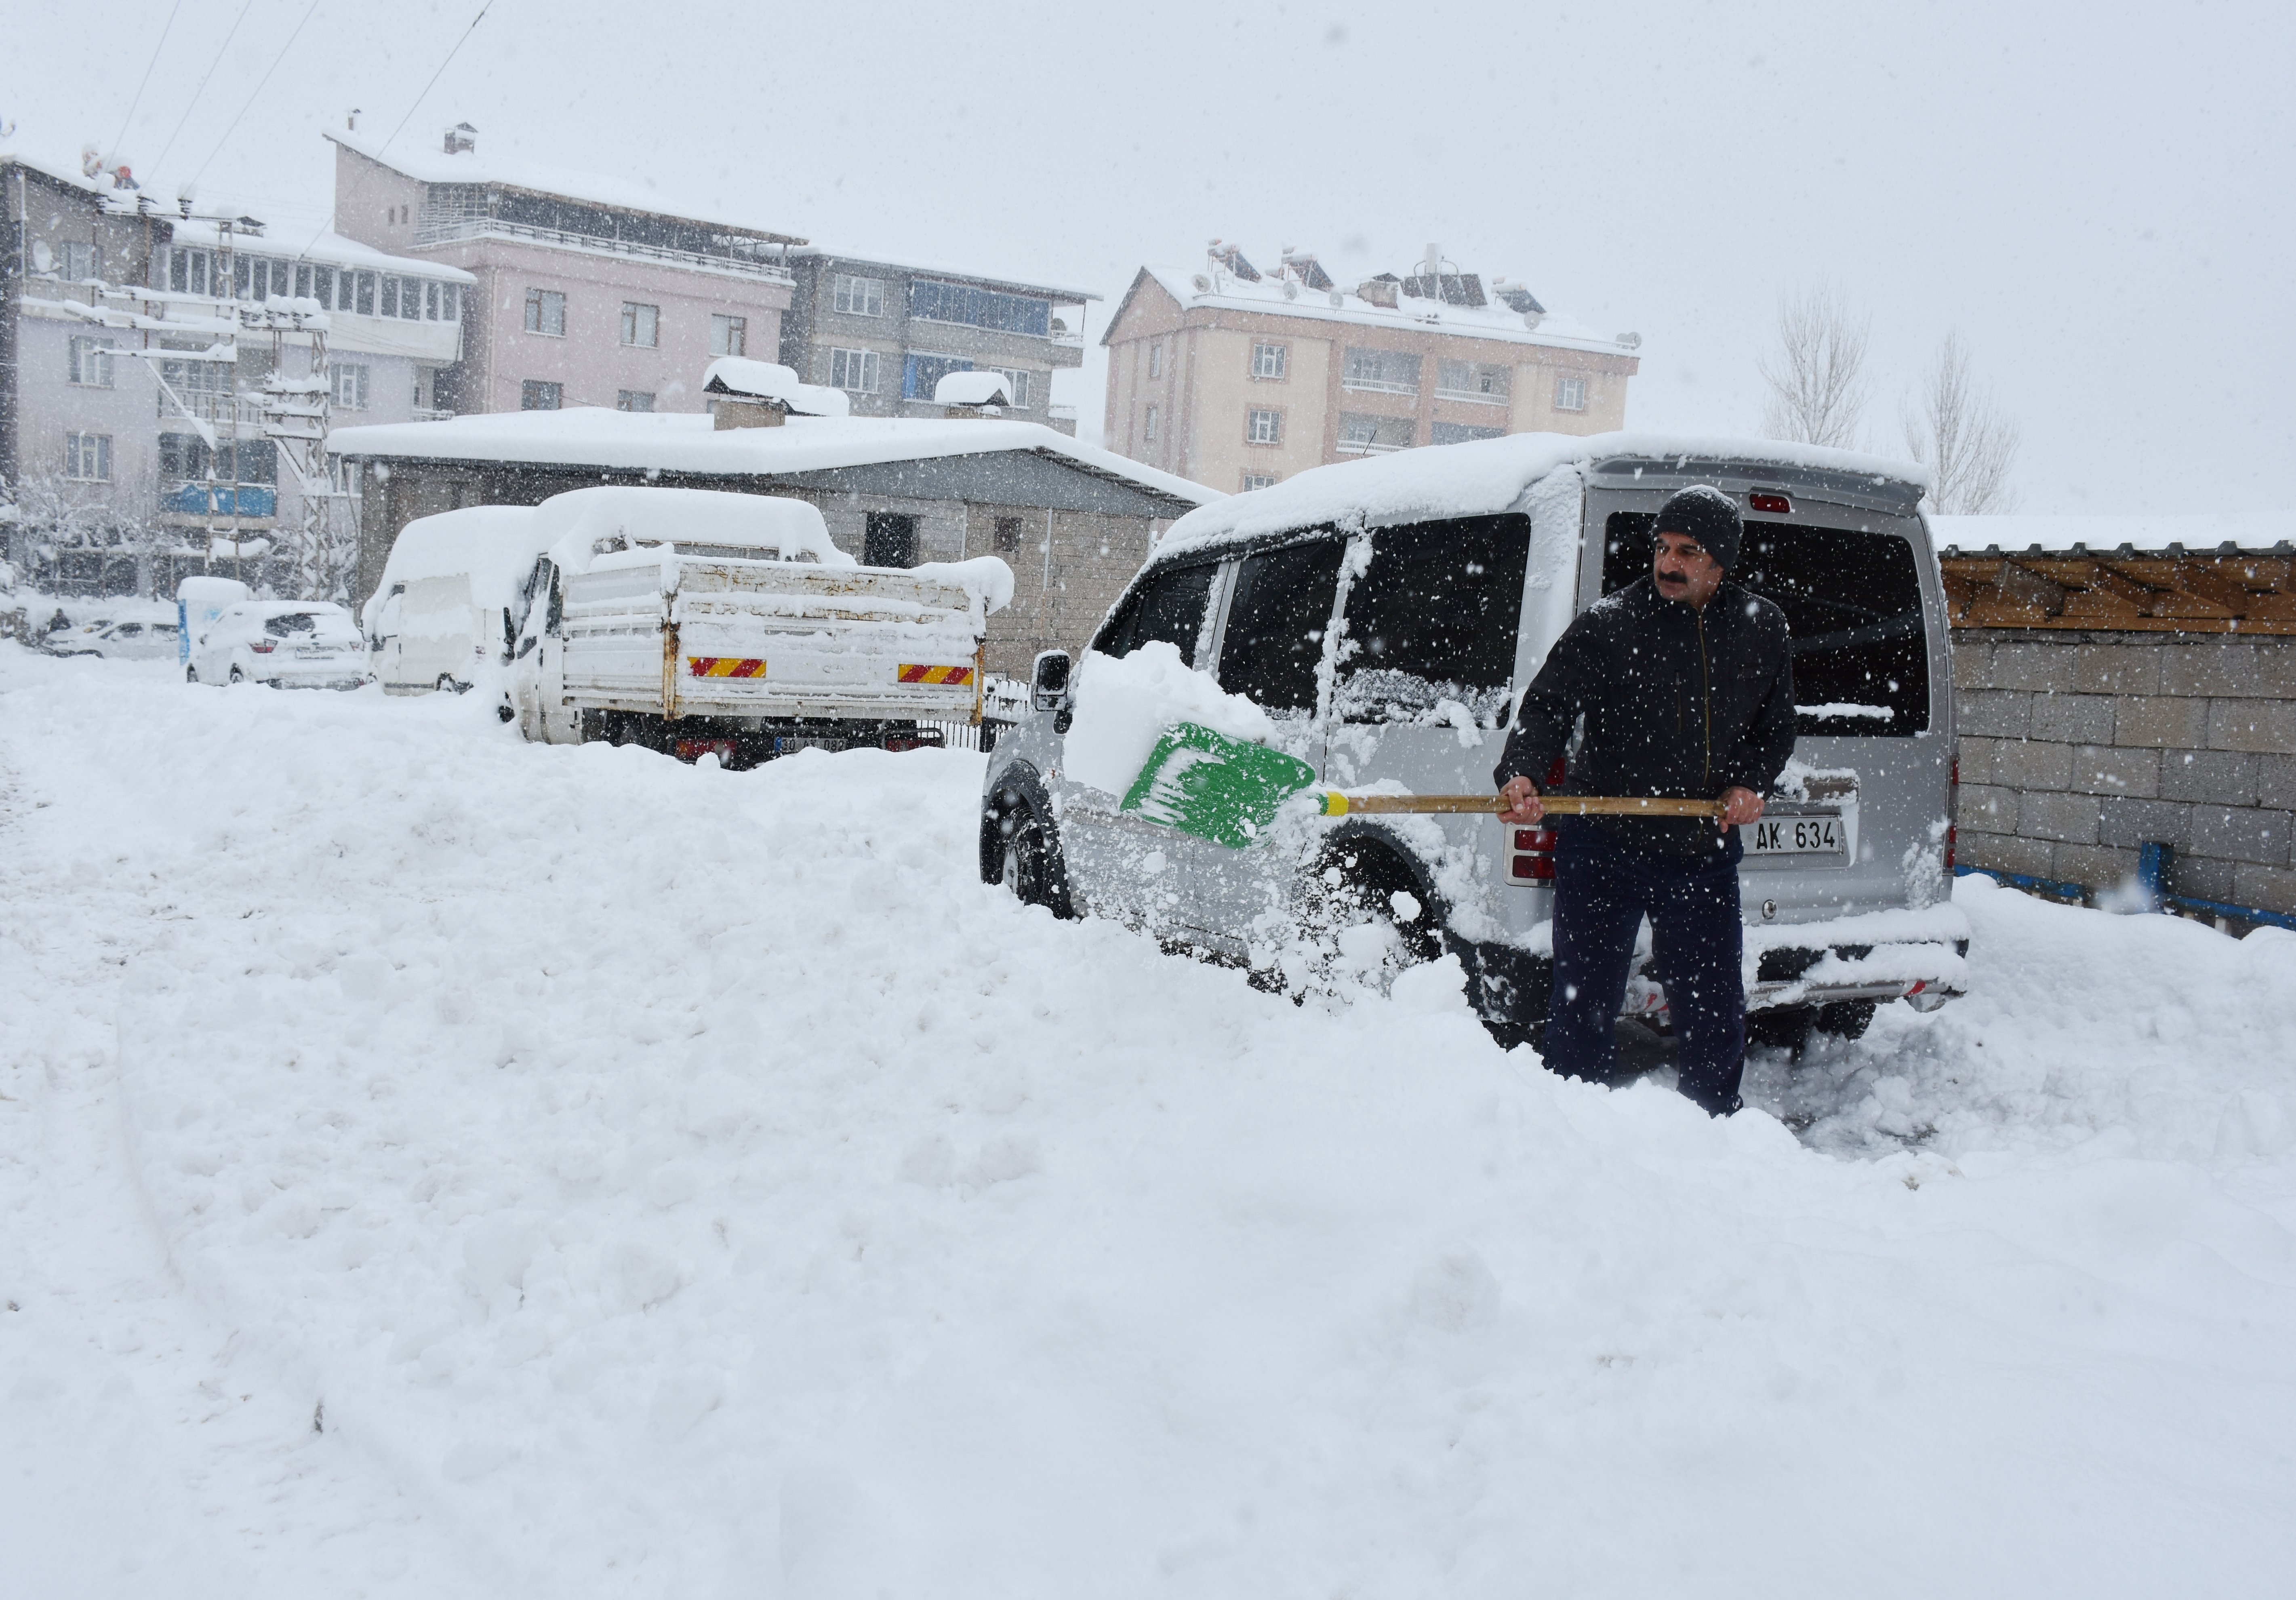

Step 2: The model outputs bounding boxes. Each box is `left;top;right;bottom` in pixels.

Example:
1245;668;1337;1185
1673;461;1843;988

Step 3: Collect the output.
1654;485;1743;571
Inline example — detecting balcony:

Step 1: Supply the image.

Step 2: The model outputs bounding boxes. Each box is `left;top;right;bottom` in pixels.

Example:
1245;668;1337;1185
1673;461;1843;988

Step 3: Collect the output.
1334;439;1410;456
1341;378;1418;396
413;217;795;284
1434;387;1509;406
160;389;265;426
160;482;278;519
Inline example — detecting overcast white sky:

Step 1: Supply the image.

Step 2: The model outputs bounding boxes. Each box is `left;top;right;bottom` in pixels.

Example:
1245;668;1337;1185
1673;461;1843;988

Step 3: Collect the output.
9;0;2291;511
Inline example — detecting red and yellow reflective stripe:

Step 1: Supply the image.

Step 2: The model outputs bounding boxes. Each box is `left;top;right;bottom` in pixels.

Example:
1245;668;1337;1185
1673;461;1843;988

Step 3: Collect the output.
897;663;974;685
686;656;767;679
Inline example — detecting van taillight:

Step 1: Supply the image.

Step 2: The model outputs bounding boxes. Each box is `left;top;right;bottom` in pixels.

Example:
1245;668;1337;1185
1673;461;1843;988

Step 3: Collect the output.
1749;491;1792;514
1508;826;1557;884
1946;755;1960;871
249;638;276;653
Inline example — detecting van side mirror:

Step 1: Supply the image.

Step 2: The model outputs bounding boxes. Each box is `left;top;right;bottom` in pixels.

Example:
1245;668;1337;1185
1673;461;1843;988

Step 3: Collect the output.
1031;650;1071;713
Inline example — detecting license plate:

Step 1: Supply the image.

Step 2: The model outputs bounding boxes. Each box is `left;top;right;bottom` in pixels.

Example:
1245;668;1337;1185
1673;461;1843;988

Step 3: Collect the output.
1747;814;1844;855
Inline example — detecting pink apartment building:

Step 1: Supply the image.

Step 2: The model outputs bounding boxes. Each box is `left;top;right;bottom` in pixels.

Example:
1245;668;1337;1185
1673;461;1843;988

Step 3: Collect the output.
328;124;802;419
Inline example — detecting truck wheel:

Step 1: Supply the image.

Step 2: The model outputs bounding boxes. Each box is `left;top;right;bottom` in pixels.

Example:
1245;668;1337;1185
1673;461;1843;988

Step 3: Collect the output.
1814;1000;1877;1040
186;665;199;684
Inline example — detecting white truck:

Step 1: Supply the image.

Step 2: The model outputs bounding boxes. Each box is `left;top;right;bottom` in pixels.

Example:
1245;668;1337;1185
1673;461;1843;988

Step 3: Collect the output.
504;487;1013;764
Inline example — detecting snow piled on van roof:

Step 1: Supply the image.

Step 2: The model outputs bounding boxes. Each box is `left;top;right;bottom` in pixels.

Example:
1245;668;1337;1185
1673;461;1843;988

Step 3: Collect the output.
1160;432;1932;551
332;409;1217;511
368;505;561;623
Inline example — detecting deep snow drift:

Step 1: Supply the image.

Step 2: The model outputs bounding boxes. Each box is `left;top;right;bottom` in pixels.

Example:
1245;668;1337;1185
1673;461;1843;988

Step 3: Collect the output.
3;646;2294;1599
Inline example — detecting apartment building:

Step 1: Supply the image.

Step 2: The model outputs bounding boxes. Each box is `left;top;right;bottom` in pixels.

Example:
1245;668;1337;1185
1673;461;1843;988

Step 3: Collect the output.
3;148;466;596
329;124;802;419
1103;244;1642;493
778;249;1093;436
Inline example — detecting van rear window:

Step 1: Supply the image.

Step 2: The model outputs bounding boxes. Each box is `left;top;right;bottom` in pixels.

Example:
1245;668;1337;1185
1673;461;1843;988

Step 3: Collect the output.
1337;514;1530;725
1604;513;1930;736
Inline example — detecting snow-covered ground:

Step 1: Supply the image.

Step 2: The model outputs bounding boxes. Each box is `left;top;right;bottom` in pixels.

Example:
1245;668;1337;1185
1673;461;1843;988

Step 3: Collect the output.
4;644;2294;1599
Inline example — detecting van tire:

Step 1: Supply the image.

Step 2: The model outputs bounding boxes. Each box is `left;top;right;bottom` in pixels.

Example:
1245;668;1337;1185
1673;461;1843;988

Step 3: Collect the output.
1748;1004;1816;1058
1318;842;1443;966
991;801;1069;916
228;666;244;684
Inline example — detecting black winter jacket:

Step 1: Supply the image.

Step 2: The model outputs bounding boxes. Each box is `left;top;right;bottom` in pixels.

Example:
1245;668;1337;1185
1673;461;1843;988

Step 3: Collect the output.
1493;577;1797;855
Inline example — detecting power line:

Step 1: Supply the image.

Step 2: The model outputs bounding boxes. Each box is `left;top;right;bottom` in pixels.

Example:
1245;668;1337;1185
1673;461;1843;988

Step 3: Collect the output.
191;0;326;186
150;0;259;179
109;0;187;162
375;0;497;158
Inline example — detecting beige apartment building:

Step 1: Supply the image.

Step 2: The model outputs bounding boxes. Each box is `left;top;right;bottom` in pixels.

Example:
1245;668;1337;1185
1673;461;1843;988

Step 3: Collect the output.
1103;246;1641;493
328;124;801;418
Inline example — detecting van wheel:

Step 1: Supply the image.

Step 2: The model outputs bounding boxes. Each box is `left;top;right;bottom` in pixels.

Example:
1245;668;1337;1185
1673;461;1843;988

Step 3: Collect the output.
987;789;1073;917
1749;1004;1816;1058
1814;1000;1876;1040
1291;843;1440;996
186;665;199;684
228;666;244;684
437;674;470;695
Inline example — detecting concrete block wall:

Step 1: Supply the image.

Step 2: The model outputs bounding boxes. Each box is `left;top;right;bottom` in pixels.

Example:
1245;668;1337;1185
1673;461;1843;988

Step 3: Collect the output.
1953;629;2296;915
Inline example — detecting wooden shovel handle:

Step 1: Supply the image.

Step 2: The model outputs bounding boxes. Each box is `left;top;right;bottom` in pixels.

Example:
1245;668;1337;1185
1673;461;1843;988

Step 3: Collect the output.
1316;793;1724;818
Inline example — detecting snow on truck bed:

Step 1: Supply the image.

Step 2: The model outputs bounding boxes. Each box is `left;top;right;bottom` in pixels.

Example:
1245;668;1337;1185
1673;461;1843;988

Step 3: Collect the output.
4;646;2296;1598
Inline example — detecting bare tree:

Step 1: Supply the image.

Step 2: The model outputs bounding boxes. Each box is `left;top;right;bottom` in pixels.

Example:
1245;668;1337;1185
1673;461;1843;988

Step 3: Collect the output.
1759;284;1871;449
1900;332;2020;514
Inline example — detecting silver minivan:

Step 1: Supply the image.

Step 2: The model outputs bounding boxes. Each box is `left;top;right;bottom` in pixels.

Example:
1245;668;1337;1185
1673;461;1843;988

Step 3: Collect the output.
981;434;1970;1051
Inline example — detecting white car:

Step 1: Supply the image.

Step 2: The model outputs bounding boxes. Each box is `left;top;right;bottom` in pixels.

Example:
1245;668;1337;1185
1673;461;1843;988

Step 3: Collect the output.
46;617;181;659
189;602;369;688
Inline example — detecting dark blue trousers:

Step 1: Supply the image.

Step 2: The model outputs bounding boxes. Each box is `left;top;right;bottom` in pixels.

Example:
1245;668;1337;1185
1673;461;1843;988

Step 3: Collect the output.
1546;822;1747;1115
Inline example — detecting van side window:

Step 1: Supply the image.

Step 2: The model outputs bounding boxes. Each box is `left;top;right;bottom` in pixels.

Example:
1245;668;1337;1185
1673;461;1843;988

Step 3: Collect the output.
1094;561;1219;666
1603;512;1930;735
1218;538;1345;714
1336;515;1530;725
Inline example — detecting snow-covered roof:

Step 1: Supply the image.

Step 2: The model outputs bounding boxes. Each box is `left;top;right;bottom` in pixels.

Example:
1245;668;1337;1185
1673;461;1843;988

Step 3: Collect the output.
1931;513;2296;556
934;371;1015;407
1159;431;1929;553
326;130;802;243
789;245;1099;303
1120;264;1640;358
701;357;850;417
165;217;474;280
331;408;1218;510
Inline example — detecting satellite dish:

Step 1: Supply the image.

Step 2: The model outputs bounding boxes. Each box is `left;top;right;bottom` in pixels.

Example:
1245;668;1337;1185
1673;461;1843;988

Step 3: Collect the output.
1281;280;1298;301
1522;311;1543;331
1191;273;1212;293
1328;288;1345;307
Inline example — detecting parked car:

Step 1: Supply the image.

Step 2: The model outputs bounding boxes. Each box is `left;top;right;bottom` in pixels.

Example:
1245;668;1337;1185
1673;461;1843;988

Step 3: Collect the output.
189;601;368;688
44;617;182;659
982;432;1970;1053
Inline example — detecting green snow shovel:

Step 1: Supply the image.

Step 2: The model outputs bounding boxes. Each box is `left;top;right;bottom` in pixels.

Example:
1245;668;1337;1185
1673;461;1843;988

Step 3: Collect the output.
1120;722;1722;848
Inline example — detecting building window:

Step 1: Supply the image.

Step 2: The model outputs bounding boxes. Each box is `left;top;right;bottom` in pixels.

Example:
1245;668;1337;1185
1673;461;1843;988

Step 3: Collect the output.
1250;342;1288;381
711;314;746;356
832;274;886;316
616;390;655;412
521;379;562;411
309;265;334;307
62;240;97;282
1338;413;1414;455
993;515;1023;552
1246;408;1283;446
1144;404;1159;443
1437;359;1511;401
524;287;566;336
831;348;882;393
355;271;377;316
1553;375;1588;412
64;432;113;481
991;368;1033;408
1148;341;1163;379
1242;472;1278;491
901;352;972;400
1431;421;1507;446
907;279;1050;336
67;336;115;387
1343;347;1421;394
333;364;370;410
620;302;660;347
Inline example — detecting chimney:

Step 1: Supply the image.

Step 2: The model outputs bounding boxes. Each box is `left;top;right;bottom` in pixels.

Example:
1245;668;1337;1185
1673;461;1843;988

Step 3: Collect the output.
443;122;477;155
1423;242;1442;278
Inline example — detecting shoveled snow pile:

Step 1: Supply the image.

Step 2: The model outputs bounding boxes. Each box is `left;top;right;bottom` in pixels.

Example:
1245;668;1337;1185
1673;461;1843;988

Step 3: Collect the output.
1062;640;1275;796
3;646;2295;1598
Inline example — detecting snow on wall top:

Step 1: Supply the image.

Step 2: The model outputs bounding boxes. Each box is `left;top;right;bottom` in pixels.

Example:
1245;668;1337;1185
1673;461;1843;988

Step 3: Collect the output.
1931;512;2296;556
1157;431;1931;553
332;409;1219;511
701;357;850;418
165;216;476;280
326;130;801;243
1129;264;1636;357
